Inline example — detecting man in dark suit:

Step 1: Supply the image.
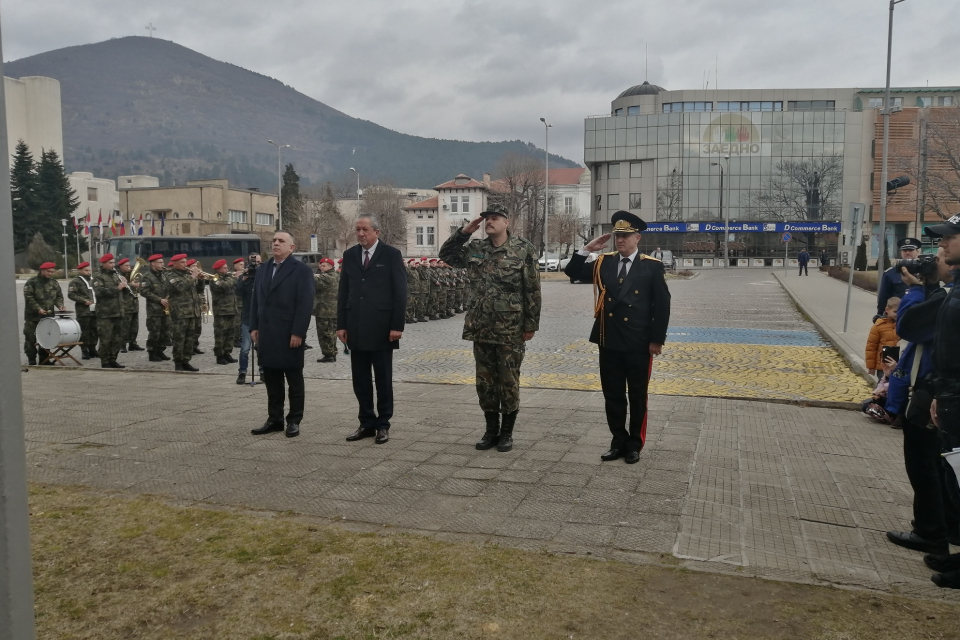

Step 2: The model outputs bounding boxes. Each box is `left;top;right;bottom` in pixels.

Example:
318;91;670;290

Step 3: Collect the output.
337;214;408;444
249;231;315;438
564;211;671;464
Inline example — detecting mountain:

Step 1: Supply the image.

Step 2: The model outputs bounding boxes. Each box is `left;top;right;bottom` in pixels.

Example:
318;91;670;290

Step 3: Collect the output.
5;37;578;189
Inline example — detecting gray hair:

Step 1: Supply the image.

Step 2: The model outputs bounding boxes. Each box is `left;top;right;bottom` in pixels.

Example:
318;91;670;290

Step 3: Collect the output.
355;213;381;231
273;229;297;247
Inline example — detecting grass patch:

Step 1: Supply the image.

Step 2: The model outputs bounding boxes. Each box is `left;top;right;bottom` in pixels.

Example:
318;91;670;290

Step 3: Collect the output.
29;483;960;639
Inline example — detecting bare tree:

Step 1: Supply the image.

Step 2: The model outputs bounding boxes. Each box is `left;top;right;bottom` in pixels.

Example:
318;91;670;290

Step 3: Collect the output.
488;152;545;250
656;169;684;221
899;106;960;222
550;201;585;256
360;184;407;250
746;155;843;221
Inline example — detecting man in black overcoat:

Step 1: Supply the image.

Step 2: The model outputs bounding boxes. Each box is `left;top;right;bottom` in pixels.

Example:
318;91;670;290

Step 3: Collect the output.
249;231;315;438
337;214;408;444
564;211;671;464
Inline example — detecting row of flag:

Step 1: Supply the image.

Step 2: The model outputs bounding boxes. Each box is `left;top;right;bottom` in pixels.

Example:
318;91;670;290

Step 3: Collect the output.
74;210;166;236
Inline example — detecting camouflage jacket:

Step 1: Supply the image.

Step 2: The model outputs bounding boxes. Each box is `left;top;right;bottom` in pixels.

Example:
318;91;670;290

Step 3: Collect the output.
406;266;421;295
92;267;123;318
209;273;238;316
164;269;200;319
138;268;169;317
23;275;64;321
67;275;96;318
119;270;139;314
313;270;339;318
439;230;541;344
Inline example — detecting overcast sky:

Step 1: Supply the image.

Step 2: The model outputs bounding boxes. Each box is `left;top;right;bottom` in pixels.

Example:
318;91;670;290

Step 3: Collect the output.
5;0;958;163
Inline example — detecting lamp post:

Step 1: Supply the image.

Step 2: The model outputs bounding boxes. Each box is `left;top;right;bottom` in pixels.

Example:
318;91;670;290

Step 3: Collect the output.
711;154;731;268
61;218;68;278
267;140;290;229
349;167;361;202
877;0;908;279
540;117;552;260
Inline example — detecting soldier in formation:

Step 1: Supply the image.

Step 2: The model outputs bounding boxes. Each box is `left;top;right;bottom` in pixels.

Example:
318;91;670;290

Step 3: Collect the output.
22;261;65;365
117;258;144;352
439;203;541;452
186;259;206;355
164;254;202;371
232;258;245;347
313;257;339;362
405;258;421;323
67;261;98;360
208;259;238;365
92;253;127;369
139;254;172;362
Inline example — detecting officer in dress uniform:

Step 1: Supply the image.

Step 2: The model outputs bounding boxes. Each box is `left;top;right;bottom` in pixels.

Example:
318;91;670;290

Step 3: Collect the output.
878;237;922;317
564;211;671;464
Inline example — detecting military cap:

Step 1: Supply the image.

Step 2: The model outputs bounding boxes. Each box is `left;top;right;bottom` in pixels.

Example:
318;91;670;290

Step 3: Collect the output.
429;258;438;263
171;253;187;262
233;257;245;264
898;237;922;250
480;203;509;218
610;210;647;234
39;261;56;270
337;258;343;263
320;257;334;265
76;261;90;269
148;253;164;262
925;214;960;238
186;259;197;267
212;259;227;269
99;253;114;263
117;258;130;266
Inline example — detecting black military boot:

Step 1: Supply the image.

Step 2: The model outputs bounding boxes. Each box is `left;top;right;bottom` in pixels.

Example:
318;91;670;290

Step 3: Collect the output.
217;356;228;365
182;362;199;372
193;347;205;355
497;411;518;452
120;346;128;353
476;412;500;450
318;355;336;363
148;351;163;362
224;354;237;363
81;351;91;360
175;362;185;371
89;348;99;358
157;350;171;361
27;356;37;366
128;343;145;351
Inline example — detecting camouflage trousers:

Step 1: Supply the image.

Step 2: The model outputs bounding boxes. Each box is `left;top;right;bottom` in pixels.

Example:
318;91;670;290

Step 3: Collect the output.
428;291;440;317
405;297;417;322
171;315;199;363
193;317;202;350
78;316;98;354
22;319;40;359
97;316;123;366
473;342;525;414
213;314;237;357
314;316;337;357
146;315;171;353
121;310;140;346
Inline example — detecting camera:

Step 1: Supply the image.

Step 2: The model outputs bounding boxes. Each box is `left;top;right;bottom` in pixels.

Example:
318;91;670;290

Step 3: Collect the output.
897;254;937;277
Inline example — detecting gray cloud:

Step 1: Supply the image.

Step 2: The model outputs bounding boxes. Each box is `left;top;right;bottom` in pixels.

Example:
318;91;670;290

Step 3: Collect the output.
4;0;956;166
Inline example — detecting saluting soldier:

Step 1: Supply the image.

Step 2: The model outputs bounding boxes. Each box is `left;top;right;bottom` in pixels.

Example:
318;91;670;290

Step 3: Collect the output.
164;253;201;371
405;258;420;323
314;257;339;362
139;254;172;362
92;253;127;369
564;211;671;465
439;203;541;452
186;259;206;355
232;257;245;347
67;261;98;360
208;259;238;365
117;258;144;353
23;261;65;365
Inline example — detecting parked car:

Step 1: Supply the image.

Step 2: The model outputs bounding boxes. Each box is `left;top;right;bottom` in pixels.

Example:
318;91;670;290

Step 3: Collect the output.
562;252;599;283
537;256;561;271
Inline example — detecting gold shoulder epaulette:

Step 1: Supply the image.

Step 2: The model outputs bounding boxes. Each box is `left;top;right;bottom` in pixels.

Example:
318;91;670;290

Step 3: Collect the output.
640;253;661;262
602;251;617;256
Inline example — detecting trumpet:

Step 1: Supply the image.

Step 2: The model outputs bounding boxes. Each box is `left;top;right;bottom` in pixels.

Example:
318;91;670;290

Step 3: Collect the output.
128;256;148;298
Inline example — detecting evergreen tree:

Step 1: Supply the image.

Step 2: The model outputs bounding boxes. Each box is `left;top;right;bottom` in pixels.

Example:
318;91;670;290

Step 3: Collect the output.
36;149;86;256
281;163;304;227
854;238;867;271
881;235;891;271
10;140;40;253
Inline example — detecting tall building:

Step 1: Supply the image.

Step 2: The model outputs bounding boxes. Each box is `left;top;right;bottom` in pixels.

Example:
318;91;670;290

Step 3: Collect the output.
584;82;960;264
4;76;63;163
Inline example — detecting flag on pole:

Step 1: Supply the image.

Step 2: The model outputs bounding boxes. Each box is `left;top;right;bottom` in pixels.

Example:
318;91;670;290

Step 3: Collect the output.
160;214;165;236
97;211;103;237
110;215;117;236
84;210;91;236
151;217;156;236
137;214;144;236
73;216;78;232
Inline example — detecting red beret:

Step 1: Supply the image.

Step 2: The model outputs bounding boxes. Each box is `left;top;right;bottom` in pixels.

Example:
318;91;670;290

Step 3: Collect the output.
233;257;245;264
320;258;334;265
429;258;438;263
148;254;163;262
337;258;343;263
99;253;114;263
212;259;227;269
117;258;130;266
186;259;197;267
39;261;57;270
171;253;187;262
407;258;418;263
76;261;90;269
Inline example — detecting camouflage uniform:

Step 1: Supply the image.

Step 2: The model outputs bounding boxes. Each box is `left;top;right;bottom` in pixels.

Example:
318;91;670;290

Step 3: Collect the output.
92;266;124;366
405;264;420;323
427;265;441;320
67;274;98;357
139;267;171;355
439;229;541;415
313;270;339;358
22;274;64;362
164;268;201;364
193;281;205;352
119;270;140;349
209;272;238;358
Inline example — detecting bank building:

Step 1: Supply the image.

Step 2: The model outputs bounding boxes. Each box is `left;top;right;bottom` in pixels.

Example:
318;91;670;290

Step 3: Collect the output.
583;82;960;268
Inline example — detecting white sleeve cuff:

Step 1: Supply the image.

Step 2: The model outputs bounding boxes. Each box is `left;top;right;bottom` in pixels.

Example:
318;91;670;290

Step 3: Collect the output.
577;248;590;256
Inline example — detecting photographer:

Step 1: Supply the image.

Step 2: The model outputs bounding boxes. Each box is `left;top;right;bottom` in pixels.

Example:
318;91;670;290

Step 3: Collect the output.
877;237;922;317
234;252;262;384
885;248;957;557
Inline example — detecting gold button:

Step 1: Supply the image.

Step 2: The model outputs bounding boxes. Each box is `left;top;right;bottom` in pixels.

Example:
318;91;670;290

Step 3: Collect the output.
608;297;612;302
634;290;639;294
608;313;613;317
624;317;628;321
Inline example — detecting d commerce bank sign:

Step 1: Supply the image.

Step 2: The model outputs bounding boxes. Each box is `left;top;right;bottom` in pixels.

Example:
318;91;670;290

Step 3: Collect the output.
645;222;842;233
701;113;761;156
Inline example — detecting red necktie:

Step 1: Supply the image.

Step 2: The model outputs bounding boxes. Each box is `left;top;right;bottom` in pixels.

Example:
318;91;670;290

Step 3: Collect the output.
363;250;370;268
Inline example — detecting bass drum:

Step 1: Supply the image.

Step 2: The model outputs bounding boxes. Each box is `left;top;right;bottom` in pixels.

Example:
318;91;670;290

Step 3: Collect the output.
36;316;82;350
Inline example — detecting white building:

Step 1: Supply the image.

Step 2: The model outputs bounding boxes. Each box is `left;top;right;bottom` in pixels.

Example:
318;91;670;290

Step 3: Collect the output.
117;175;161;190
68;172;120;224
4;75;63;163
403;174;490;256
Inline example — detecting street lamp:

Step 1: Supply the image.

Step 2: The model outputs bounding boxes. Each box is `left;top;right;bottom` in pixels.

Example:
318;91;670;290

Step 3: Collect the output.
877;0;908;280
540;117;552;259
267;140;290;229
711;154;731;268
349;167;361;201
61;218;69;277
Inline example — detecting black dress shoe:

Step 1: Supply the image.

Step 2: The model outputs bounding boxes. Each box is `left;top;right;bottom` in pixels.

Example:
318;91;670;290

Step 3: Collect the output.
304;344;313;349
285;422;300;438
932;570;960;589
375;429;389;444
887;531;949;555
346;427;375;442
193;348;205;355
925;553;960;573
181;362;199;372
600;448;623;462
624;451;641;464
251;421;284;435
236;373;246;385
81;352;91;360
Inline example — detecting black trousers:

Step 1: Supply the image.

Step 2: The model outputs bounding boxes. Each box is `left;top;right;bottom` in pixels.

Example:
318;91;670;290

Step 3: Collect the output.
262;367;305;425
798;263;808;275
350;349;394;430
904;422;953;541
599;346;652;452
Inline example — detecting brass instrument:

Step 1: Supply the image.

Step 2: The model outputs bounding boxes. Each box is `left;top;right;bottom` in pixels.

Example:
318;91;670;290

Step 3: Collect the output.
128;256;148;298
195;262;215;321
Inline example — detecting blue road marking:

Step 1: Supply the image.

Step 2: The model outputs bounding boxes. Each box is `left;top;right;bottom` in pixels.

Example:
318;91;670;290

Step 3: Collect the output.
666;326;826;347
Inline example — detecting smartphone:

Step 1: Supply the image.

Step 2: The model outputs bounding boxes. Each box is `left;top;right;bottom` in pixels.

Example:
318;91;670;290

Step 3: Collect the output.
881;346;900;363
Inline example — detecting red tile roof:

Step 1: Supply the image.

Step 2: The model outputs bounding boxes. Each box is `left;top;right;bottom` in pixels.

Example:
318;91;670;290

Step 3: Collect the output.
434;174;488;190
403;195;438;211
547;167;589;185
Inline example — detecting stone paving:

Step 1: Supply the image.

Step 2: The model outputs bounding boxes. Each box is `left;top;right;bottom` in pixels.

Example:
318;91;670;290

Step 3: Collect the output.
18;270;871;403
21;369;959;600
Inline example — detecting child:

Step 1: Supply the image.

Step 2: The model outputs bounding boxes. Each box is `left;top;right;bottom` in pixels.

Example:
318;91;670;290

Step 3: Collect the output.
866;297;901;378
861;354;898;424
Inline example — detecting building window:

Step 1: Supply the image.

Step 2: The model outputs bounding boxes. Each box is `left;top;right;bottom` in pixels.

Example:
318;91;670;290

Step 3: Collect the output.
608;194;620;210
613;108;623;116
87;187;98;201
450;196;458;213
608;163;620;179
255;213;274;226
461;195;470;214
627;106;640;115
663;102;713;113
919;97;932;107
718;101;783;112
630;162;642;178
595;195;602;211
228;209;247;223
427;214;434;219
868;97;883;109
416;226;424;245
787;100;834;111
564;197;574;214
174;212;180;219
940;96;954;106
891;97;903;107
414;226;435;245
417;213;424;219
427;226;435;245
629;193;642;209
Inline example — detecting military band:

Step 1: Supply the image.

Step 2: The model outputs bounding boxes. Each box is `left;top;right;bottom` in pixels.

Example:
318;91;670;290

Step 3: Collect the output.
67;261;98;360
22;261;65;365
92;253;127;369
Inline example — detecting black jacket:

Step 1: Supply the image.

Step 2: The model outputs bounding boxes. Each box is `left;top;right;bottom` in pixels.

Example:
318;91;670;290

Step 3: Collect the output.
248;257;315;370
235;272;256;325
933;270;960;389
337;242;407;351
564;251;671;353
